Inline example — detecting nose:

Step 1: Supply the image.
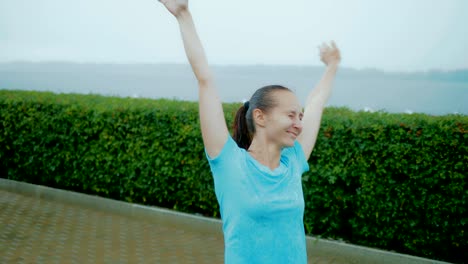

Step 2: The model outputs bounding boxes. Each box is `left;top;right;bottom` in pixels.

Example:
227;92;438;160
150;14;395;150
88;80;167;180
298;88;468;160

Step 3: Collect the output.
293;118;303;131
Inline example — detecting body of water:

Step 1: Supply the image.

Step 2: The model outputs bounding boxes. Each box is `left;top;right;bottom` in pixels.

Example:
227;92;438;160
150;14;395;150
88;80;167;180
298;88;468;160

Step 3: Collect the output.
1;62;467;115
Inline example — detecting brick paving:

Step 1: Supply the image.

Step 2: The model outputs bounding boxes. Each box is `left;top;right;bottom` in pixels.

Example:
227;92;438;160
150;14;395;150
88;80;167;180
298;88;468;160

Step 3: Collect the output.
0;189;353;264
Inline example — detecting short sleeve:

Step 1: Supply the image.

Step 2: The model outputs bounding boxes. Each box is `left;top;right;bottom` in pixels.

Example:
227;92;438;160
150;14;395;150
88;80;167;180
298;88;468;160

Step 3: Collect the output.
204;136;244;209
205;136;242;167
291;140;310;173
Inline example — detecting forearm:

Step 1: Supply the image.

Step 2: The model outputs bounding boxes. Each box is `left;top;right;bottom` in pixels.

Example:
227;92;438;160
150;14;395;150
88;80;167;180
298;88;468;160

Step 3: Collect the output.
305;63;338;108
297;42;341;158
176;10;213;84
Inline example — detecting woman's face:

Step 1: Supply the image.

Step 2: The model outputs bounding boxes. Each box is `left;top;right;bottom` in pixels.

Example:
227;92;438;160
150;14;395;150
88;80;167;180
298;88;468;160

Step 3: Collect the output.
263;90;303;147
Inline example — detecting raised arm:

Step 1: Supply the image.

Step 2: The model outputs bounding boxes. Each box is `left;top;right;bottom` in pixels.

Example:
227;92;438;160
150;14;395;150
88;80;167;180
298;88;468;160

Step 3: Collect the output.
159;0;228;157
297;41;341;160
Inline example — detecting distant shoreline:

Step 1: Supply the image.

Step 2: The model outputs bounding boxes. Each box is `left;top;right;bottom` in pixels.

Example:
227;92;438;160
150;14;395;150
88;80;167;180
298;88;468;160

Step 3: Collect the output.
2;61;468;75
1;62;467;116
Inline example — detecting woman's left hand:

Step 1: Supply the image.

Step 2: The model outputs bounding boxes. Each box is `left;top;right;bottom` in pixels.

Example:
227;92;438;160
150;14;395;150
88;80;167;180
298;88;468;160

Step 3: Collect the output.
319;41;341;66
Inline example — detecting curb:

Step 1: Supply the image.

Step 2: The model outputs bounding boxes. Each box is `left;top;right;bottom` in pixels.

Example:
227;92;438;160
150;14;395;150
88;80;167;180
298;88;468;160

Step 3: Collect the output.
0;178;450;264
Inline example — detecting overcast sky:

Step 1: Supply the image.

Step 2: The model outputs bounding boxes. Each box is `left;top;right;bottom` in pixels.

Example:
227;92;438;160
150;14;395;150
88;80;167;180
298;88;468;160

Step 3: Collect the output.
1;0;467;72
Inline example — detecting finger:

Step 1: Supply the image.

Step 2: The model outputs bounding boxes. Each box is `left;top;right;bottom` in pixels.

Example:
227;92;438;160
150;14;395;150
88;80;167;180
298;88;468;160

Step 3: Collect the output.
321;42;328;50
331;40;337;50
319;43;328;54
318;45;324;54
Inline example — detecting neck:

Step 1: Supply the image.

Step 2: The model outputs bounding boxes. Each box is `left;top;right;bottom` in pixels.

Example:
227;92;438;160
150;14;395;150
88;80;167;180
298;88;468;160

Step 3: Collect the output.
248;137;282;170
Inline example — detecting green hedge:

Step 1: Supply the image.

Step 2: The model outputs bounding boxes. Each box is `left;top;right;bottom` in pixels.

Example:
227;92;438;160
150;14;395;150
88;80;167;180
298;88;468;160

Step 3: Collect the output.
1;90;466;263
304;109;467;263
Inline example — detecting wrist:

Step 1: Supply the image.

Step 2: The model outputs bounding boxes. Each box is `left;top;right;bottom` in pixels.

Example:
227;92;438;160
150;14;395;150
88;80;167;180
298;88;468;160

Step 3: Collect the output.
326;62;339;70
175;9;191;21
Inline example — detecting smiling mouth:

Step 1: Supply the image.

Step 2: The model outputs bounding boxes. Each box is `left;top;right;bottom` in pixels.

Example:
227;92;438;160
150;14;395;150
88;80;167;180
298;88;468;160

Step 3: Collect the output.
287;131;298;137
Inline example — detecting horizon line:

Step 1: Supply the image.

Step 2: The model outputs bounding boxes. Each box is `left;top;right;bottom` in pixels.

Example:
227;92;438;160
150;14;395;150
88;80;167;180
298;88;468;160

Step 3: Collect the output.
1;60;468;74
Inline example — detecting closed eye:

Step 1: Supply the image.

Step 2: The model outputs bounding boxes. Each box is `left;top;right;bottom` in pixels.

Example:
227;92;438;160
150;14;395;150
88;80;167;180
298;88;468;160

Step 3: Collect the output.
288;112;304;121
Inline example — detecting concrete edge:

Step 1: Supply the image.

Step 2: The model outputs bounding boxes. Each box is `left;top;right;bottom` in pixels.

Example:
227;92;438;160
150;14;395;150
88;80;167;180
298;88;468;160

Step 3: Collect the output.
0;178;451;264
0;178;222;234
305;237;450;264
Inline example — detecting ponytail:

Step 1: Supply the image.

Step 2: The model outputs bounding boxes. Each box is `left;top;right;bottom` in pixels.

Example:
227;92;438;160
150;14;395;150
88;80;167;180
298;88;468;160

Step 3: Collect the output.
233;101;252;150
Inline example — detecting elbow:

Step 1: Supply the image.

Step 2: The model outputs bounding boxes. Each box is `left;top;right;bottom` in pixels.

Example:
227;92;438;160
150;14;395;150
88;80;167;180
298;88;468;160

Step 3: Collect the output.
194;68;214;86
197;75;214;87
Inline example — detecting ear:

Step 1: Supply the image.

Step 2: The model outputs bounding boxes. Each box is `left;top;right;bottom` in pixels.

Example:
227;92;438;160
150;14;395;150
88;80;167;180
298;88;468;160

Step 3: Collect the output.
252;108;266;128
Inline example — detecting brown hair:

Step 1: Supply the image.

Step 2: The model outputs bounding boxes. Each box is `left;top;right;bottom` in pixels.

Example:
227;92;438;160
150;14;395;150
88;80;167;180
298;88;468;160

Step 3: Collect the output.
232;85;292;149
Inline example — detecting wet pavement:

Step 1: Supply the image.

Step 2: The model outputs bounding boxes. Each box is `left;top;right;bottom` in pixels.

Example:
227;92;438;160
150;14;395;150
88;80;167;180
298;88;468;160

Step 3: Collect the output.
0;189;356;263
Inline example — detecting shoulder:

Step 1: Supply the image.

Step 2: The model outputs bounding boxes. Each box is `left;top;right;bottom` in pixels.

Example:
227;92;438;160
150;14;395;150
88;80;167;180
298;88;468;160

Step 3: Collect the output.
205;136;243;165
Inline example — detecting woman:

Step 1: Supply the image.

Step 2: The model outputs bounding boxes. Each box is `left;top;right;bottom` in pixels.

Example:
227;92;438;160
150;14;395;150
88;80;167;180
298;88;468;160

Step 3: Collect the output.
159;0;341;263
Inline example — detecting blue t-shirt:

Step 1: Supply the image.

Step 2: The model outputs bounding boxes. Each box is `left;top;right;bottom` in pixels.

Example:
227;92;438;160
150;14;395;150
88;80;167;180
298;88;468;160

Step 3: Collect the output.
206;136;310;264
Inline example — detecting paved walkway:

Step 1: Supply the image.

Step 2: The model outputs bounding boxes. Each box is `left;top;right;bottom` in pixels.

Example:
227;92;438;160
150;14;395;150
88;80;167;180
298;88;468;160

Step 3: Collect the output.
0;189;354;264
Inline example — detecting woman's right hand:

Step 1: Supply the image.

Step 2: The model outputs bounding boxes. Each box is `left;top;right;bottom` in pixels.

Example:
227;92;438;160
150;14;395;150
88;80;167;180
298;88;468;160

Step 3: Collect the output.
158;0;188;18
